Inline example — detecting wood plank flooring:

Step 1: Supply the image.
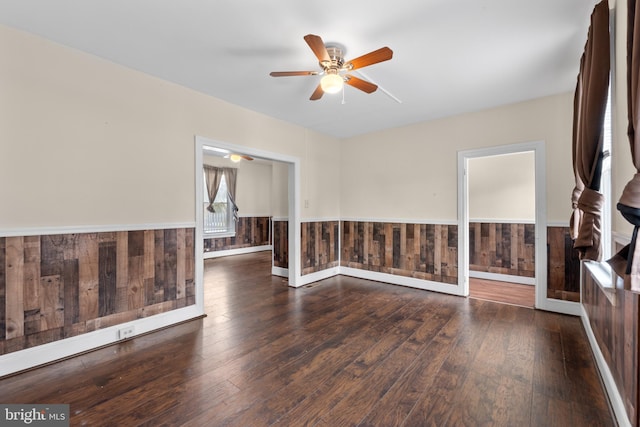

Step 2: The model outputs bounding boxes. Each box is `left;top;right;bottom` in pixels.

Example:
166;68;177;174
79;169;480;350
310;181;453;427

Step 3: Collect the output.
0;251;614;426
469;277;536;308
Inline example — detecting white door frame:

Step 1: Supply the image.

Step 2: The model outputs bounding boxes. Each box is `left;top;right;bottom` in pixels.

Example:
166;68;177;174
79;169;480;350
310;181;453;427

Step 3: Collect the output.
195;136;301;304
458;140;579;315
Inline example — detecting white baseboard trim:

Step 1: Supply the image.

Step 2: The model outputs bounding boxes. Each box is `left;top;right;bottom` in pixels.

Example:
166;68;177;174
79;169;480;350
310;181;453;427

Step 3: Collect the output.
203;245;272;259
274;265;463;296
291;267;340;288
469;270;535;285
0;305;205;378
580;304;630;427
537;298;582;316
272;266;288;278
339;267;464;296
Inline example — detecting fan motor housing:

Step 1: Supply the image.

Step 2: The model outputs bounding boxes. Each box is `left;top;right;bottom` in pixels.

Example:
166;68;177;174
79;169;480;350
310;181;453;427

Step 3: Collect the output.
322;45;344;70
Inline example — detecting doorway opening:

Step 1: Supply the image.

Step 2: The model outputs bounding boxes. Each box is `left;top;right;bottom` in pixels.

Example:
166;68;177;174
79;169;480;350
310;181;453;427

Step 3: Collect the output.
194;136;301;314
466;151;536;308
458;141;549;311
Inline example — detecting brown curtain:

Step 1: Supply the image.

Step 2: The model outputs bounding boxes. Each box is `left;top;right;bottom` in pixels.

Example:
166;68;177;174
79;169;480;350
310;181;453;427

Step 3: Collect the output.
223;167;239;221
570;0;610;261
609;0;640;288
204;165;222;213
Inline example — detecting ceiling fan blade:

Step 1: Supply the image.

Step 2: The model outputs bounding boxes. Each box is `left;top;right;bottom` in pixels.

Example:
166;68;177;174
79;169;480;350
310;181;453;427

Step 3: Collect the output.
304;34;330;63
227;153;254;162
345;75;378;93
345;47;393;71
270;71;319;77
310;84;324;101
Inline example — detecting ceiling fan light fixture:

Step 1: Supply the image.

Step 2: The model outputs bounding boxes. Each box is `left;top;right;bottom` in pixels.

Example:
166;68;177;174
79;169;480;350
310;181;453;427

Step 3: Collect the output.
229;154;242;163
270;34;392;101
320;72;343;94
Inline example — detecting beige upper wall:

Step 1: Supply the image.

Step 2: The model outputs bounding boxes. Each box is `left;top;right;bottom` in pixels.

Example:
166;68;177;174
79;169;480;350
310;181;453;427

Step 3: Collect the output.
340;92;574;222
4;23;608;231
271;161;289;218
468;152;536;222
0;24;340;230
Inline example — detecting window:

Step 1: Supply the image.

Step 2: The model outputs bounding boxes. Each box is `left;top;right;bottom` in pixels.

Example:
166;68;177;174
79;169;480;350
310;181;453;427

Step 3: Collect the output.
585;81;614;294
601;81;612;259
204;174;235;236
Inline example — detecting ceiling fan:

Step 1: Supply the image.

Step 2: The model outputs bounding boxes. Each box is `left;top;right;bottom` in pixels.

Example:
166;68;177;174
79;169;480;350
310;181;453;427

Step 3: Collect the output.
270;34;393;101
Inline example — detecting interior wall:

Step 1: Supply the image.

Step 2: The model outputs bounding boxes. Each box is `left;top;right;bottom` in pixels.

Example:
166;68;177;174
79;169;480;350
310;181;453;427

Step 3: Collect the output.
1;22;574;232
0;24;341;231
340;93;574;223
272;162;289;218
468;152;535;221
303;131;341;219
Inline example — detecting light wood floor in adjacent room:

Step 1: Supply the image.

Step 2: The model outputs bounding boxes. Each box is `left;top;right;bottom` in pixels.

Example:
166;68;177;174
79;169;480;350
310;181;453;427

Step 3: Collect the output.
469;277;536;308
0;252;613;426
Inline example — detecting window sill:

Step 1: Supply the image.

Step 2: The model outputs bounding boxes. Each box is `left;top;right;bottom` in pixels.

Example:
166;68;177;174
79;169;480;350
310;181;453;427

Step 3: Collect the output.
584;260;617;306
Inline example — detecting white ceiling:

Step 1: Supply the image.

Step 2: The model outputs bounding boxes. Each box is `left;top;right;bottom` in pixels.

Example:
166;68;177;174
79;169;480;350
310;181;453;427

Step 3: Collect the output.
0;0;597;138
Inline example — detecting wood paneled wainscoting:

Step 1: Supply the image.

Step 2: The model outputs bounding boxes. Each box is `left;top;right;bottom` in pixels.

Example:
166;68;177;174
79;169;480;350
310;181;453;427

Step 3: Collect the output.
468;224;580;304
0;228;195;356
341;221;458;284
204;216;270;253
547;226;581;302
583;263;639;426
301;221;339;275
469;222;535;278
272;219;288;270
0;252;614;425
272;220;339;276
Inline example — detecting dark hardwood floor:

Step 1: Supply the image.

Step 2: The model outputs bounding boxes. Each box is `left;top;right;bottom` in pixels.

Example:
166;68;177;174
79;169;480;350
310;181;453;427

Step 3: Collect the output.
469;277;536;308
0;251;614;426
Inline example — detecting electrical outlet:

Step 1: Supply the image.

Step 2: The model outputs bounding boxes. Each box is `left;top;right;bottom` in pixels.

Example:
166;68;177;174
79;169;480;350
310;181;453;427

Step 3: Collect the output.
118;326;135;340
